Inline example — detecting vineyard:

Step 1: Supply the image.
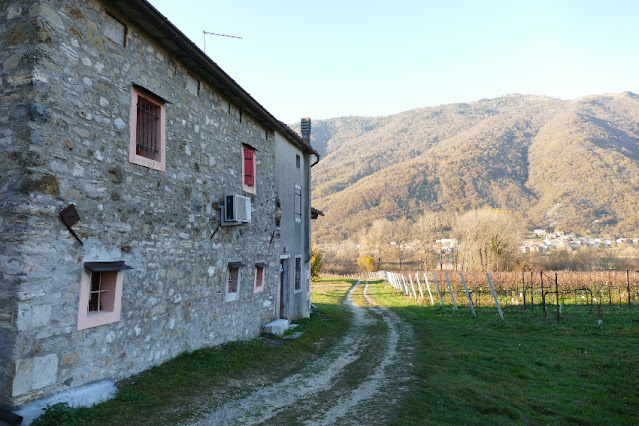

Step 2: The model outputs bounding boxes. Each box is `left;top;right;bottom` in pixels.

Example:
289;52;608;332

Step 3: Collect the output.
357;270;639;322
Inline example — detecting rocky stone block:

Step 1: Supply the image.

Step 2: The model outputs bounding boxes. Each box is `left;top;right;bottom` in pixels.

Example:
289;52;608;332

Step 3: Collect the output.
262;319;289;336
12;354;58;397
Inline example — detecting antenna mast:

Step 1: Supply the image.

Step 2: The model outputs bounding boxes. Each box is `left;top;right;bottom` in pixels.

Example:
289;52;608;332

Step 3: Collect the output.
202;31;243;53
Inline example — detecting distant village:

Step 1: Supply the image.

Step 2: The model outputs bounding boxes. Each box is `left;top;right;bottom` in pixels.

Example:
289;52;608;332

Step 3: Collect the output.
411;230;636;257
518;230;636;253
325;230;637;259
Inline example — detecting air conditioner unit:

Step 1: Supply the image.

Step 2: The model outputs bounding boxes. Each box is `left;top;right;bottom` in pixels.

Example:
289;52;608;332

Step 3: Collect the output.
221;194;251;225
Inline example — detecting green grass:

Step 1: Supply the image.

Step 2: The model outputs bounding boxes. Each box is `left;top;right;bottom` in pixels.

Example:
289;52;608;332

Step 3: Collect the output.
33;277;639;425
366;280;639;425
34;278;355;426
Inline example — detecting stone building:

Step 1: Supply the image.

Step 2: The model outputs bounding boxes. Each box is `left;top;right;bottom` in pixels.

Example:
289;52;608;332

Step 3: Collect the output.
275;118;316;321
0;0;319;418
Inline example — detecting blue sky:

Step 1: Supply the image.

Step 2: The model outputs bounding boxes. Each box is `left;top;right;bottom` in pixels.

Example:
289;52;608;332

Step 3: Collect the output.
148;0;639;124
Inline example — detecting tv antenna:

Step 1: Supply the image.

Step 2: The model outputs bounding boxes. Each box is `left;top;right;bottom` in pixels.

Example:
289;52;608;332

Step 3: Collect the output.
202;31;243;53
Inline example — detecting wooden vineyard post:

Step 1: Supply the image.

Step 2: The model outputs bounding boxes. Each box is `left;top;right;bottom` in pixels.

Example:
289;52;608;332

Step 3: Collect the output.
408;274;417;299
401;274;410;295
522;271;526;308
433;272;444;306
423;272;435;306
628;270;632;307
486;273;505;322
555;273;560;323
414;273;424;299
460;272;477;317
541;270;546;318
445;272;458;311
608;269;612;305
530;271;534;313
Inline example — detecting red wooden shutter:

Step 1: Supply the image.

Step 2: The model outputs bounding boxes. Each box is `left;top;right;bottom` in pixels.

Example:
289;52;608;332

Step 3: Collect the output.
244;147;254;186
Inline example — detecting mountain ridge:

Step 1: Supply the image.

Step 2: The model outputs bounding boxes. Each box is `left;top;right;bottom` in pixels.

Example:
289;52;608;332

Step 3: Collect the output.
293;92;639;242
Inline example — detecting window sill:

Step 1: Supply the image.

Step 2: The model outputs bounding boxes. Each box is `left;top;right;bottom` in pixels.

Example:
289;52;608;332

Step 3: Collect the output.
225;293;239;302
242;184;256;194
129;153;165;172
78;310;121;330
87;310;114;317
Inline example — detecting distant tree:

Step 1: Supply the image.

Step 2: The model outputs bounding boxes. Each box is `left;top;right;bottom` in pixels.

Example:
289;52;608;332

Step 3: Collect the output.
310;245;324;281
414;211;447;269
453;209;522;271
389;218;412;271
360;219;393;269
357;256;376;272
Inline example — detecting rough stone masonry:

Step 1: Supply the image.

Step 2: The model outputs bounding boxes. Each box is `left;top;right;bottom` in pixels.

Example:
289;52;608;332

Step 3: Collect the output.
0;0;298;408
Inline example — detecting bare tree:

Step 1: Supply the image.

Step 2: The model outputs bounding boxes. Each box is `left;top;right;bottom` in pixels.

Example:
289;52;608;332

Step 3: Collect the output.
454;209;522;271
360;219;393;270
389;218;412;271
413;211;447;269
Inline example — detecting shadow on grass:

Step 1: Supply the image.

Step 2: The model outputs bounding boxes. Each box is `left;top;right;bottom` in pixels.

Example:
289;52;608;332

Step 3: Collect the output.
34;283;353;426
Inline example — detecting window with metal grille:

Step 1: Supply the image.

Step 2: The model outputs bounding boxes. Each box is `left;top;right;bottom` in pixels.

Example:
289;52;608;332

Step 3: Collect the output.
136;95;161;161
226;261;245;302
129;85;166;171
78;261;131;330
294;256;302;292
228;267;239;294
88;271;117;312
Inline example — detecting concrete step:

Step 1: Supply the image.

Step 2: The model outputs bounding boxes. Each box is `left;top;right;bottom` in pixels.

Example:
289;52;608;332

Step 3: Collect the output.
263;319;289;336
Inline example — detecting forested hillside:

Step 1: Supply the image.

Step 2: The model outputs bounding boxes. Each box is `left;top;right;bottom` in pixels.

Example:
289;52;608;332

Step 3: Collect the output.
293;92;639;242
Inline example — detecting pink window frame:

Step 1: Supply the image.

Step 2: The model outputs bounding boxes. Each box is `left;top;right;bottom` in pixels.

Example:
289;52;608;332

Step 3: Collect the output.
129;86;166;172
77;269;124;330
253;264;265;293
241;145;256;194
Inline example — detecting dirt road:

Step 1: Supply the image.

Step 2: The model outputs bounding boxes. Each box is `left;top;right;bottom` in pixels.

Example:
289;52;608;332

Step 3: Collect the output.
191;281;414;425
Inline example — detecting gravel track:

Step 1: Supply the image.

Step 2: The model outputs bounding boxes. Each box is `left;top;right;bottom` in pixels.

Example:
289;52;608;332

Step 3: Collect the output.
191;281;414;425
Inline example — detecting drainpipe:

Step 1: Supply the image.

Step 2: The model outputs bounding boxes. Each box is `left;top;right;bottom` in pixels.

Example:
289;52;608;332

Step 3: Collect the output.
301;118;312;263
0;408;23;425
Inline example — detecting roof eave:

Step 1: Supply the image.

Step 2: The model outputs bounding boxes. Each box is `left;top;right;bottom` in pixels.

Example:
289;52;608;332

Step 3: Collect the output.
105;0;319;158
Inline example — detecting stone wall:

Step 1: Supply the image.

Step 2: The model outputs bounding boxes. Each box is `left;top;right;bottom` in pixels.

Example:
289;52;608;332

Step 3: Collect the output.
0;0;40;407
1;0;283;406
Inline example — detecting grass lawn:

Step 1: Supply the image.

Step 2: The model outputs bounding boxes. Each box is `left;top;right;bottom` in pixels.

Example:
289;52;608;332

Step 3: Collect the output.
30;276;639;425
33;278;354;426
366;279;639;425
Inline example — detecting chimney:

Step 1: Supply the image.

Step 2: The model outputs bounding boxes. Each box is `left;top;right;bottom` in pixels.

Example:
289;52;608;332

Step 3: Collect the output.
300;117;311;144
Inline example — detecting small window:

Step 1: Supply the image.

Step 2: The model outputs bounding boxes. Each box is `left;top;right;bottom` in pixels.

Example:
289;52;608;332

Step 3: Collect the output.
226;262;244;302
242;145;256;194
294;256;302;293
104;14;126;46
186;74;199;95
296;154;301;169
254;263;266;293
294;185;302;222
77;261;131;330
129;86;166;172
88;271;117;312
